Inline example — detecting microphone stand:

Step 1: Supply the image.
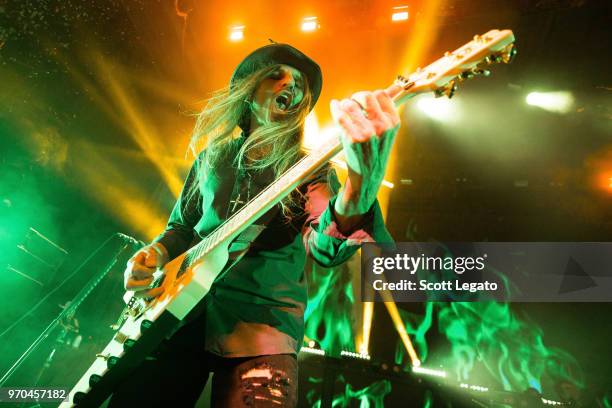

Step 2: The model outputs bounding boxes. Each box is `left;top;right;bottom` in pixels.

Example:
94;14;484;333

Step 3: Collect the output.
0;233;142;387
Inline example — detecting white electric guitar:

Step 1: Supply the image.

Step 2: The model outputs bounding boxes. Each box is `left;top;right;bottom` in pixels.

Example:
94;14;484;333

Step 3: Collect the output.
60;29;516;407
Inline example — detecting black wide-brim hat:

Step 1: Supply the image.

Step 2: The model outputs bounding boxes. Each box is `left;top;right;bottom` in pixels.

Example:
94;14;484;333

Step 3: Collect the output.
230;43;322;110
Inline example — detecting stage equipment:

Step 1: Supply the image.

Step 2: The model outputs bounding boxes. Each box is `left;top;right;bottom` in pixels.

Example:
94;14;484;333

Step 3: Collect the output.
0;233;142;389
4;227;68;288
60;29;517;407
298;351;569;407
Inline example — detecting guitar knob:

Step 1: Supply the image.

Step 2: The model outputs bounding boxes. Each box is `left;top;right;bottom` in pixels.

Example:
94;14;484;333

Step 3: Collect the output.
73;391;87;404
107;356;120;369
89;374;103;387
123;338;137;351
140;319;153;333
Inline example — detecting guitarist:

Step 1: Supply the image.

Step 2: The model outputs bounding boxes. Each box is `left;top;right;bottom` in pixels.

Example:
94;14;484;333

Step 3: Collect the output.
114;43;398;407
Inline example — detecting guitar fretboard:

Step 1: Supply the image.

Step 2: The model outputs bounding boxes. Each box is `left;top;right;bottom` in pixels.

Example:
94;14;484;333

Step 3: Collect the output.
185;136;343;265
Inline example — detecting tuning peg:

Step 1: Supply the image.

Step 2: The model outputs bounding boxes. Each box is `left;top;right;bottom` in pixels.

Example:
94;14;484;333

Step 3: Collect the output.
472;68;491;77
459;71;475;81
486;54;503;64
501;44;517;63
435;80;457;99
447;81;458;98
434;80;457;99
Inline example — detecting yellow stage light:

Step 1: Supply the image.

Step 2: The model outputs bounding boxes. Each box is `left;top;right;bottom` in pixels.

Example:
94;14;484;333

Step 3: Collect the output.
359;301;374;355
301;17;319;32
391;7;409;22
229;25;245;42
384;301;421;367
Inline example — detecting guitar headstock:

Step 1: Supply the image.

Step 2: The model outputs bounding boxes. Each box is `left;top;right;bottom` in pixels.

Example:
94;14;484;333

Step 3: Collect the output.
392;29;516;104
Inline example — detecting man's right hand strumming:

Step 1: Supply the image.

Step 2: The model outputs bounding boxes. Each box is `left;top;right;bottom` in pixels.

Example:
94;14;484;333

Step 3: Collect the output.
124;242;169;298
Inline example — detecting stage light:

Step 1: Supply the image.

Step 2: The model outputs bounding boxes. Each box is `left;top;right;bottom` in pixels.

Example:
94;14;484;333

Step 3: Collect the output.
301;17;319;32
383;301;421;367
459;383;489;392
229;25;245;42
358;301;374;356
416;95;459;122
526;91;574;114
340;350;371;360
412;366;447;378
300;346;325;356
391;6;409;22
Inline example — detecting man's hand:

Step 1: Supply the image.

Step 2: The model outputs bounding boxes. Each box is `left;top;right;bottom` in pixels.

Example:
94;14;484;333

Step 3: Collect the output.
124;242;169;298
330;90;400;231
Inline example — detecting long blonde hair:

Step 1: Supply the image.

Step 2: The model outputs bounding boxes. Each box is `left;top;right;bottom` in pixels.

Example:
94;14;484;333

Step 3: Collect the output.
188;64;313;215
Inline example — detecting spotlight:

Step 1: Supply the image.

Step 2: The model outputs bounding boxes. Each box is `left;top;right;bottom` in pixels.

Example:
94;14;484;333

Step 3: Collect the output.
541;398;564;406
416;95;459;122
412;366;447;378
391;6;409;22
340;350;371;360
301;346;325;356
301;16;319;32
526;91;574;114
229;25;244;42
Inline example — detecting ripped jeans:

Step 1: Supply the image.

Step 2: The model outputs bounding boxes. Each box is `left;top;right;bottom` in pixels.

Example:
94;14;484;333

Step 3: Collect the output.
107;314;297;407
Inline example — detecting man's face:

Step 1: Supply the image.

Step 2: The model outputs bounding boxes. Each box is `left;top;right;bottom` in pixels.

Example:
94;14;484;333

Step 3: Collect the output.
250;64;305;125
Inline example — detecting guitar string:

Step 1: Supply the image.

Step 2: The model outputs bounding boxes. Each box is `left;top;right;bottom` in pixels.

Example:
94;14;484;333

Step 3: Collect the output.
187;138;339;261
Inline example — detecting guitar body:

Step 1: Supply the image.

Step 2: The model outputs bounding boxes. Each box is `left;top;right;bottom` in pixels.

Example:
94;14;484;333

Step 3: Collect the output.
59;239;231;407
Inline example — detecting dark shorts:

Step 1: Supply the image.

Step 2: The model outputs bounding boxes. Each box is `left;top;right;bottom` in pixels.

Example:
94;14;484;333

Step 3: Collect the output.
107;314;298;407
